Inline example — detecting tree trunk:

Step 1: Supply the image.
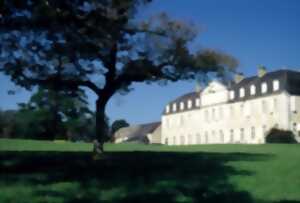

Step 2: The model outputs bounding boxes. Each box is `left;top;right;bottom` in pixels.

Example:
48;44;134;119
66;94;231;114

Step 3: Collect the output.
93;97;109;156
52;91;60;140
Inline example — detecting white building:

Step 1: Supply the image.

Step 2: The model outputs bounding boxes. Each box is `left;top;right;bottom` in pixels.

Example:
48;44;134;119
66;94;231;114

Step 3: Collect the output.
161;68;300;145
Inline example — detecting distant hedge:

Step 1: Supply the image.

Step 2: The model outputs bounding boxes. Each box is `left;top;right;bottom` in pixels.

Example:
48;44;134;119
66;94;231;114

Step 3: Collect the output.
266;128;297;143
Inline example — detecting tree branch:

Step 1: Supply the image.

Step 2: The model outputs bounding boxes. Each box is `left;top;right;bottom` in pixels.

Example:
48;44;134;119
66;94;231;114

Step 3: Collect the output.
19;70;100;94
113;60;178;89
123;28;166;37
104;42;118;85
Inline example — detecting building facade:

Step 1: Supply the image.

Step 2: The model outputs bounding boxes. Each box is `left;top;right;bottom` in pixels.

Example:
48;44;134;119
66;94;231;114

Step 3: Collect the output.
161;68;300;145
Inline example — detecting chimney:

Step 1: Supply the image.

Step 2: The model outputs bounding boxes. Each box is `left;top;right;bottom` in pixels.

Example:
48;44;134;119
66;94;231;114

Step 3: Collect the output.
195;82;202;93
234;72;244;83
258;65;267;77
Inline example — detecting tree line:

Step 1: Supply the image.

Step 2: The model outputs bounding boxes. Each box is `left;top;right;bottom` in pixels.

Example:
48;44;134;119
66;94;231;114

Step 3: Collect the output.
0;87;129;142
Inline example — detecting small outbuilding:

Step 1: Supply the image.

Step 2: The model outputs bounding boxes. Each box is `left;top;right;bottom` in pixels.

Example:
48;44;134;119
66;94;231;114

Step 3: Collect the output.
114;122;161;144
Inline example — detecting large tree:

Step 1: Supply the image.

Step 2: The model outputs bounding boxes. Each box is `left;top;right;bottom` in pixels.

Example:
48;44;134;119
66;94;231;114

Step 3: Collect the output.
0;0;238;153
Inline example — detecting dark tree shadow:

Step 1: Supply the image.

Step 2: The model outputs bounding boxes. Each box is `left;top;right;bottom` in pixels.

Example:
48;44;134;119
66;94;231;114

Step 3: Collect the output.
0;150;289;203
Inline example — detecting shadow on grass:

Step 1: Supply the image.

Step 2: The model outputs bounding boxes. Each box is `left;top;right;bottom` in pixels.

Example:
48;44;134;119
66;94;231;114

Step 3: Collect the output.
0;151;283;203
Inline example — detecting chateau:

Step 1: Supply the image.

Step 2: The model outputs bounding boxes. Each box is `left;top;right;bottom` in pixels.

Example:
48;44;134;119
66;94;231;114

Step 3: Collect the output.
161;68;300;145
114;68;300;145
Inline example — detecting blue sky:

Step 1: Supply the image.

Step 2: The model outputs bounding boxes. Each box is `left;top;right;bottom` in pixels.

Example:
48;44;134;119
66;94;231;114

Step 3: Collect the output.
0;0;300;124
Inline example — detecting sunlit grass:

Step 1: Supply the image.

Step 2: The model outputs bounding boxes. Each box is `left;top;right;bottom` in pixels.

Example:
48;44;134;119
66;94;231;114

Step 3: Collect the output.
0;138;300;203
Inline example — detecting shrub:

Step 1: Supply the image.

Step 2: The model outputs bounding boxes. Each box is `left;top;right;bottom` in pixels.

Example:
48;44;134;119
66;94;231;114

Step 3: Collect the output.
266;128;297;143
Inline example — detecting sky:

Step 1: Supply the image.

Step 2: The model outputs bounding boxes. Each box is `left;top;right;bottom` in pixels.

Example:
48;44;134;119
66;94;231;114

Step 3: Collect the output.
0;0;300;125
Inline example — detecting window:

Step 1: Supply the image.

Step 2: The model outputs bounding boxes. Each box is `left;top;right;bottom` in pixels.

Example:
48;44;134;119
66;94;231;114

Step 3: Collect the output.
196;133;201;144
188;100;192;109
291;96;296;112
166;118;170;128
165;138;169;145
169;118;172;128
240;103;244;115
220;130;224;143
205;131;208;144
166;105;170;113
172;103;177;112
293;123;297;132
230;105;234;117
250;102;255;115
180;115;184;126
251;127;255;139
273;80;280;91
173;137;177;145
187;134;191;145
205;110;209;122
262;100;268;114
263;125;267;136
230;90;235;99
180;136;185;145
180;102;184;110
230;129;234;142
244;102;251;117
212;108;216;120
195;98;200;107
250;85;256;95
261;82;268;93
211;131;215;143
191;134;194;144
273;98;278;111
219;107;223;119
212;130;216;137
240;128;244;141
240;88;245;98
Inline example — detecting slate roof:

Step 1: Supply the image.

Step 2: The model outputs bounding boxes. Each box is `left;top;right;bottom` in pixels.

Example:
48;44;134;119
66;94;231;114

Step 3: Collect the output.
229;69;300;102
163;69;300;115
163;91;200;115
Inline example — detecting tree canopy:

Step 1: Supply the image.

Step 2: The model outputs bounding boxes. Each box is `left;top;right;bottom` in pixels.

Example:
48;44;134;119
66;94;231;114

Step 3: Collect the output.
0;0;238;153
0;109;17;138
0;87;94;141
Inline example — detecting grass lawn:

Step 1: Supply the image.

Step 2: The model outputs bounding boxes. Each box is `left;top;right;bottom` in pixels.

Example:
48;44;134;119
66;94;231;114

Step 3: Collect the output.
0;139;300;203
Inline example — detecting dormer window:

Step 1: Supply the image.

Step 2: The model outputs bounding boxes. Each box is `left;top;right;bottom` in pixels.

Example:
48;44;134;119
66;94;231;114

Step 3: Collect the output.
166;105;170;113
188;100;192;109
273;80;279;91
250;85;256;95
239;88;245;98
261;82;267;94
229;91;235;100
172;103;177;112
195;98;200;107
180;102;184;110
